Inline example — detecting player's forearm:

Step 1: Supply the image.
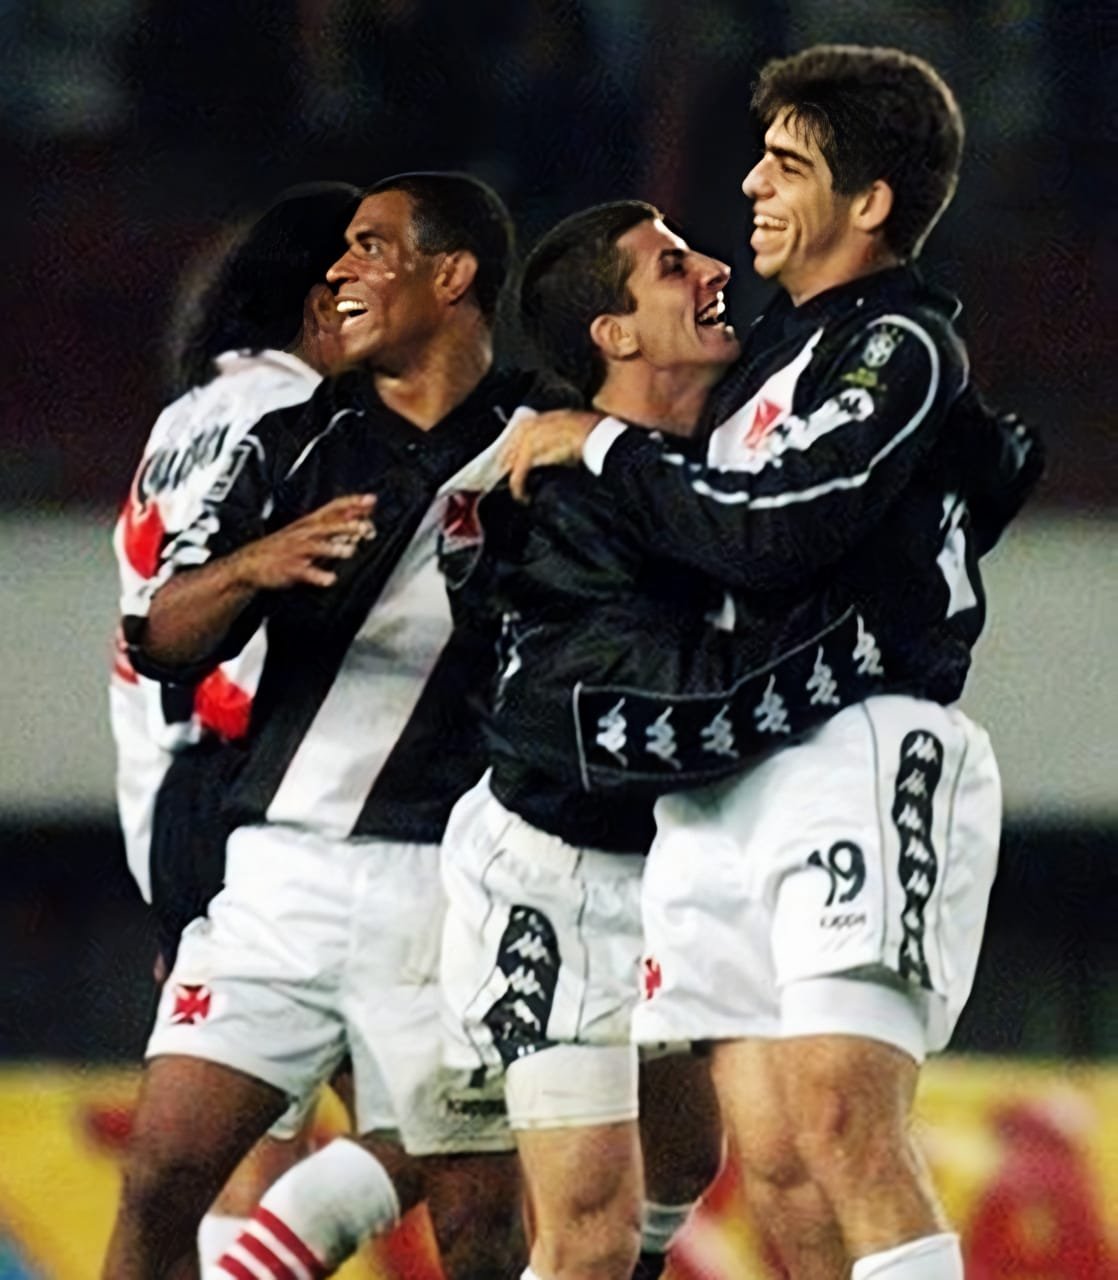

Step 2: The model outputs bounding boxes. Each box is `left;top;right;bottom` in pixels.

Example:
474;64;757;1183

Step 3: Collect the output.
142;554;259;668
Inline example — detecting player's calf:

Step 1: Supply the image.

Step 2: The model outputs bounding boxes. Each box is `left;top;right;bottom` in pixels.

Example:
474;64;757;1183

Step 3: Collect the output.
423;1150;525;1279
515;1122;643;1280
206;1137;415;1278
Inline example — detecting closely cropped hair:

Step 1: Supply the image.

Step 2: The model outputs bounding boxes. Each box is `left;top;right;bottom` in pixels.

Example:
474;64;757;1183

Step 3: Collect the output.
168;182;361;397
520;200;660;399
752;44;964;259
367;171;514;324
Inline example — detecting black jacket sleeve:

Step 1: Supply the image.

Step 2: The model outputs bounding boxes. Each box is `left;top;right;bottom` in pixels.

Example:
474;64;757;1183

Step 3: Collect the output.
594;311;968;590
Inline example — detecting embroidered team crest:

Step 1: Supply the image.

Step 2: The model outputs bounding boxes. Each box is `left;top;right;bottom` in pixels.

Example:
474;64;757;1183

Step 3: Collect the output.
441;490;483;548
742;396;783;446
641;956;663;1000
862;326;901;368
170;983;213;1026
437;490;485;587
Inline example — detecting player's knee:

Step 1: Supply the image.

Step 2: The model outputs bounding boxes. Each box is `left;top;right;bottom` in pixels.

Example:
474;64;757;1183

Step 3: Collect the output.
791;1078;907;1190
535;1195;642;1280
736;1128;809;1196
118;1144;219;1235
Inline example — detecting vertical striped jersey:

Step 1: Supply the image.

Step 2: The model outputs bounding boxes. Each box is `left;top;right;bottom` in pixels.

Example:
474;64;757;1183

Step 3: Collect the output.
125;366;571;844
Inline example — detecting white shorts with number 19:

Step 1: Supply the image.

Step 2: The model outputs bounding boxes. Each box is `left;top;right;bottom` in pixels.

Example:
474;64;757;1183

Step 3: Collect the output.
631;696;1001;1063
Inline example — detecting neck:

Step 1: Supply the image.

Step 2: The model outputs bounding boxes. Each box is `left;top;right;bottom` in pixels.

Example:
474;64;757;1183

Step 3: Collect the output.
593;364;719;438
372;318;493;430
787;246;902;307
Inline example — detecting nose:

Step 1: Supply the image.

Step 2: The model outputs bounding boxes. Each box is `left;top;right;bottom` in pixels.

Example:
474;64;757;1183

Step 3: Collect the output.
699;254;731;291
742;155;770;200
325;250;355;285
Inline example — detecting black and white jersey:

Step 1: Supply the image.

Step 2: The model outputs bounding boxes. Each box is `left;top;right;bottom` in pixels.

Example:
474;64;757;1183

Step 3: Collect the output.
126;366;564;844
474;268;1041;801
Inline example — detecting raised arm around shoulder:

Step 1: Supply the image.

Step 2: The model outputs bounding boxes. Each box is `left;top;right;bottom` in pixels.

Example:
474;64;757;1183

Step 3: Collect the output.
502;408;605;501
592;313;966;590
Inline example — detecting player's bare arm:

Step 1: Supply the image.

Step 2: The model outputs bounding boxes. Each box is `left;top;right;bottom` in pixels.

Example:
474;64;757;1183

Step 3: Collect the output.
143;493;376;667
503;408;603;501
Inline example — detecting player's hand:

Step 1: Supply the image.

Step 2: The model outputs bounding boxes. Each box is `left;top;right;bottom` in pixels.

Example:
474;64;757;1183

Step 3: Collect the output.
231;494;376;590
501;410;604;502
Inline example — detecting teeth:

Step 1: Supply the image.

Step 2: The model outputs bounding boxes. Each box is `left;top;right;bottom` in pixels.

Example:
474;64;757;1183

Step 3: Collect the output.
336;299;366;315
754;214;787;230
697;297;726;324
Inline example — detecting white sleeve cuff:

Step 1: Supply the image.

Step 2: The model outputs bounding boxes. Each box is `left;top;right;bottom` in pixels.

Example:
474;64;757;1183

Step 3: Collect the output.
582;417;629;476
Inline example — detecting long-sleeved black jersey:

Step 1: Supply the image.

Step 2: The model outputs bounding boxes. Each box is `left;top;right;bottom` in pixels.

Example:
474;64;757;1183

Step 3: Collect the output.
450;267;1041;826
125;365;569;844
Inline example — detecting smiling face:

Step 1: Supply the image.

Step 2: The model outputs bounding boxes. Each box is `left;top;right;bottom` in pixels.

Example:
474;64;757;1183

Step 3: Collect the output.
742;108;864;304
324;190;445;371
298;282;352;377
605;218;740;374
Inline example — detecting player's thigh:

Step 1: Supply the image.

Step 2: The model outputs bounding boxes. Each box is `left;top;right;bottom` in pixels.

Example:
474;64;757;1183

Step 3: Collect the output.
708;1038;804;1190
125;1054;287;1194
764;1033;920;1174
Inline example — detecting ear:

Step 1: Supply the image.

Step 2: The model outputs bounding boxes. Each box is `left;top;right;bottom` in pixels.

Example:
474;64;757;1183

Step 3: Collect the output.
437;250;479;307
589;312;639;361
851;179;894;235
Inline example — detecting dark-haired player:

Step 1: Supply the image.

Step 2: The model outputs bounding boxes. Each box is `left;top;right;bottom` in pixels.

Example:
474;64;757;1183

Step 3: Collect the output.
106;173;563;1280
500;46;1041;1280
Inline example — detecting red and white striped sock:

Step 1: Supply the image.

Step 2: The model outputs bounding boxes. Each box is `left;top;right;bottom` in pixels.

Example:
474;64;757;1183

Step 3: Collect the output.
207;1138;400;1279
213;1206;329;1279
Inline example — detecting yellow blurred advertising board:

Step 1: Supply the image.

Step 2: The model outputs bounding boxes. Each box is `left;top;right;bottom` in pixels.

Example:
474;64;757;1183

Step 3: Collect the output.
0;1057;1113;1277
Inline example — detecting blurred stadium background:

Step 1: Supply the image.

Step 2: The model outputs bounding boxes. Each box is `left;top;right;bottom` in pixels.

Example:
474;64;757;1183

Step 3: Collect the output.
1;1;1114;1275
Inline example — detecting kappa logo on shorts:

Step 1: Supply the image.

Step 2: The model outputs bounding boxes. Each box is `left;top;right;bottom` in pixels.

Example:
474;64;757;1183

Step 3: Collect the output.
892;731;945;989
481;906;561;1068
169;983;212;1026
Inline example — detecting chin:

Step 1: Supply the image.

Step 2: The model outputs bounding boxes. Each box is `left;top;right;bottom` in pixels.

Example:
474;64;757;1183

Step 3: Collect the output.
751;253;783;281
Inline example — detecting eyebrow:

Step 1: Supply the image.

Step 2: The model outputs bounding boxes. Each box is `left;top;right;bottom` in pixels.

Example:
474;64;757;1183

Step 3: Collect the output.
767;143;814;168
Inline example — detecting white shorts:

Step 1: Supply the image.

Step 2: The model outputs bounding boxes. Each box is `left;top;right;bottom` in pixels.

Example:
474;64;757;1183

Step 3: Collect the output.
440;776;643;1128
147;823;511;1155
631;696;1001;1062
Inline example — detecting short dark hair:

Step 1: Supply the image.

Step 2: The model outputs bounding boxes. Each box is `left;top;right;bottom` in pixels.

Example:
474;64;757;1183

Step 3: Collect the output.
168;182;361;396
752;45;964;259
520;200;660;399
365;171;514;325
